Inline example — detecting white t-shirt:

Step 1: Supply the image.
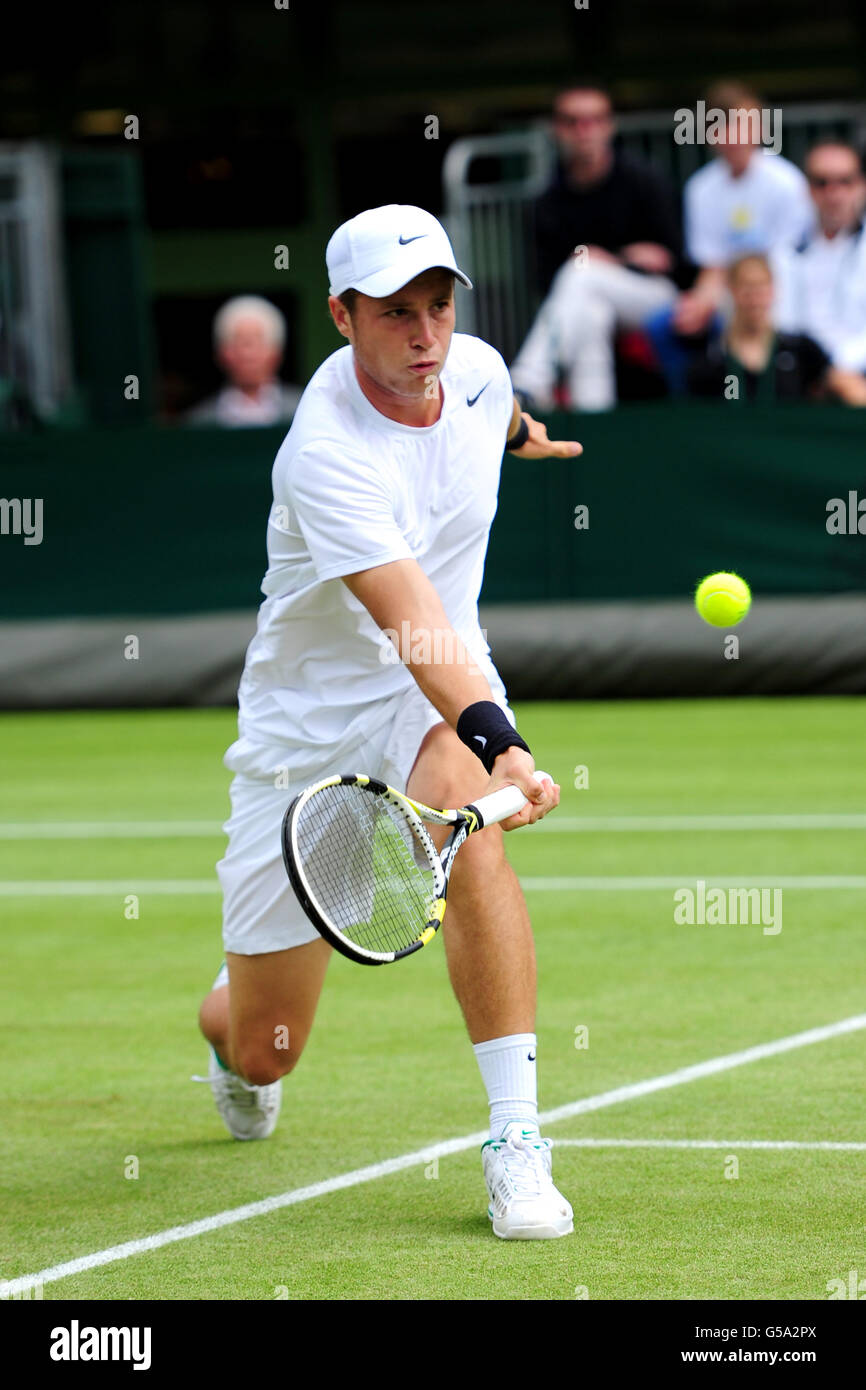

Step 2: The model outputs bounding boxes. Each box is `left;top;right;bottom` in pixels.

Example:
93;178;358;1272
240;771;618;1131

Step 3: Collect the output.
772;224;866;370
684;150;814;267
224;333;514;778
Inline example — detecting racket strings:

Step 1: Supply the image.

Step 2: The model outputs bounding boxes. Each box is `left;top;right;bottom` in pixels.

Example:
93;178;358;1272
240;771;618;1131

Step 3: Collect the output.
294;785;437;954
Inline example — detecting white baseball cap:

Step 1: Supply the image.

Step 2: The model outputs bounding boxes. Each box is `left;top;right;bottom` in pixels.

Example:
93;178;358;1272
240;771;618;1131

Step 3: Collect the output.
326;204;473;298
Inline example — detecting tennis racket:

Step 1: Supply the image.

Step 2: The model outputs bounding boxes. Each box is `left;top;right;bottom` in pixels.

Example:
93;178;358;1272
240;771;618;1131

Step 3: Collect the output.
281;771;552;966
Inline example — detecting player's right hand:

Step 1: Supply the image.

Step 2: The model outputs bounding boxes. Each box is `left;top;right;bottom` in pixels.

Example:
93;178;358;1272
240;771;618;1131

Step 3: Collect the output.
483;749;560;830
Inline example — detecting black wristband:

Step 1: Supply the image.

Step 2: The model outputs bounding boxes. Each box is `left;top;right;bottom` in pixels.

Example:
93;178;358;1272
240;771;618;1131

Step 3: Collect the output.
506;415;530;451
456;700;531;774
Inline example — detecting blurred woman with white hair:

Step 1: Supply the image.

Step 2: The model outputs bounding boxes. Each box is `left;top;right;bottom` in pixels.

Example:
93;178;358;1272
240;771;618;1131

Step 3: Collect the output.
186;295;303;427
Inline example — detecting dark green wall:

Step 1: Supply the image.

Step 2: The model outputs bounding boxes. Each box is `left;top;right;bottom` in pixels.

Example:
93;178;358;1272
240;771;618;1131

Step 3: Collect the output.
62;152;155;424
2;404;864;620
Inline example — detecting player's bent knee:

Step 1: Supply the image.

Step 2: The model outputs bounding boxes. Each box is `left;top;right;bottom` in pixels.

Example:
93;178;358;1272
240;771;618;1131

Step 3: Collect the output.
233;1042;299;1087
198;989;225;1038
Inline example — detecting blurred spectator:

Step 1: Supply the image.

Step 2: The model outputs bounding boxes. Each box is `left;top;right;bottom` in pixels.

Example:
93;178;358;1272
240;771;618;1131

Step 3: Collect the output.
510;82;685;411
185;296;302;427
686;254;866;405
646;80;814;391
772;142;866;375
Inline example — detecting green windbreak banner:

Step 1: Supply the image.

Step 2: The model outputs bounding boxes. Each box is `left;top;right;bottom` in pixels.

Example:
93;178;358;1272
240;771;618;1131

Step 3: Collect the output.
488;403;866;604
1;403;864;620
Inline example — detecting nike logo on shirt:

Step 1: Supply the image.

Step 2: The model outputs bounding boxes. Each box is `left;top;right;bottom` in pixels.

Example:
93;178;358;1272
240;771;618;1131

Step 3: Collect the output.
467;382;490;406
398;234;427;244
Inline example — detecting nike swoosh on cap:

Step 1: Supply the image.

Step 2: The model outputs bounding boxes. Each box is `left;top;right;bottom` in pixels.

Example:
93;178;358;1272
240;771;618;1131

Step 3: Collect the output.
467;382;490;406
398;234;427;245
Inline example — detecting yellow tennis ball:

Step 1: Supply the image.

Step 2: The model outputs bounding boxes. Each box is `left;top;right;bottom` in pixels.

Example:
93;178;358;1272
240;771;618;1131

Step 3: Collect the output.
695;571;752;627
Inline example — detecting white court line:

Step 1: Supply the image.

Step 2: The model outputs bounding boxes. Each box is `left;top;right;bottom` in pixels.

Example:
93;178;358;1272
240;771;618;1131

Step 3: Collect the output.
0;821;224;839
540;814;866;833
522;876;866;891
3;875;866;897
2;1012;864;1297
554;1138;866;1152
0;813;864;839
0;880;221;896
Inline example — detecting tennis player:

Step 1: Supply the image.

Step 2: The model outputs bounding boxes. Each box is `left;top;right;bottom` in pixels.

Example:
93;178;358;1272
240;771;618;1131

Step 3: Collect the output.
196;205;583;1239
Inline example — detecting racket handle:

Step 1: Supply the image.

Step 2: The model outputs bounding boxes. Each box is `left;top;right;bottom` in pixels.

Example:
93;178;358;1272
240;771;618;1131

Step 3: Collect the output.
468;771;554;829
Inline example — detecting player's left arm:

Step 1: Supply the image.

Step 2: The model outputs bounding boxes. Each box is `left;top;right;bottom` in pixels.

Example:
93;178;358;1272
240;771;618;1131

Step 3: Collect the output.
505;395;583;459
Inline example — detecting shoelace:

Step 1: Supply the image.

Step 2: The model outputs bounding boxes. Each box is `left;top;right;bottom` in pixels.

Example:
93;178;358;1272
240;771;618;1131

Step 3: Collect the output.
191;1071;264;1108
494;1135;551;1196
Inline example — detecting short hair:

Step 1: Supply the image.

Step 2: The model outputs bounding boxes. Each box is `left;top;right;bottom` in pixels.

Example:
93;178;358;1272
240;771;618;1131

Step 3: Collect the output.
553;81;613;111
706;79;762;112
213;296;286;350
805;140;865;175
338;289;360;316
728;252;772;283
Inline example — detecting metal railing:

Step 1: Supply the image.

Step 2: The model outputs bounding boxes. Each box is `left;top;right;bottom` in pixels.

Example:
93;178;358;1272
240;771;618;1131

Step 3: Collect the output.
0;144;73;425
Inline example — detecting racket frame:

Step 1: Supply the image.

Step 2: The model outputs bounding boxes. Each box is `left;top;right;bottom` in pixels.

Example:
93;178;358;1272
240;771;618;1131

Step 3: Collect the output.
281;773;507;966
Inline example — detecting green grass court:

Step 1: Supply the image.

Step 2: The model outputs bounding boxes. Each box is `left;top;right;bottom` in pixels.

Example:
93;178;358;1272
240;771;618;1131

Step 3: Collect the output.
2;698;864;1300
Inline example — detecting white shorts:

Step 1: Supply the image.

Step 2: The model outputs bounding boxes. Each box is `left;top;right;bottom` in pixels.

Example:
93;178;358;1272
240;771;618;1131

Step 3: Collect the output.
217;683;453;955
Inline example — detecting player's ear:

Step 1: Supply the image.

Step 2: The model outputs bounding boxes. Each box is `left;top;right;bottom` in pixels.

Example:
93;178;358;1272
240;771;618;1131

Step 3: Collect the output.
328;295;353;341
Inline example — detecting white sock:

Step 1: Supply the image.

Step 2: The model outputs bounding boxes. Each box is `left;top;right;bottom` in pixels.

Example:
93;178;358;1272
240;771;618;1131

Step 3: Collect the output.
212;961;229;991
473;1033;539;1139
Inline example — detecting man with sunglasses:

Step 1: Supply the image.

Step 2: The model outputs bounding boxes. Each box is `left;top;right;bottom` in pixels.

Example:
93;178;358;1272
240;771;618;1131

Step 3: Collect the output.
772;142;866;381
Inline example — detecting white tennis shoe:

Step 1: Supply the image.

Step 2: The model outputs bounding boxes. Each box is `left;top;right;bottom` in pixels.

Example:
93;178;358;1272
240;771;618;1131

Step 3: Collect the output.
482;1123;573;1239
193;1047;282;1141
